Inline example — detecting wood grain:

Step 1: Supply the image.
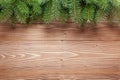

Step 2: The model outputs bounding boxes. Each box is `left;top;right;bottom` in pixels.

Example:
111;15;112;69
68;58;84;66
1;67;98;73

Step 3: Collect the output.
0;22;120;80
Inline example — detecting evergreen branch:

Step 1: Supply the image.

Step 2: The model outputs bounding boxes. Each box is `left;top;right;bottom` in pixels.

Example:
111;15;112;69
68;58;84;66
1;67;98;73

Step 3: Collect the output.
0;0;120;27
73;0;76;18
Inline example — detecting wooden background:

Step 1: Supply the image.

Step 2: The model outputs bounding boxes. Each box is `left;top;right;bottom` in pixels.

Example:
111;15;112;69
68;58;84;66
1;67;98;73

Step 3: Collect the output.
0;22;120;80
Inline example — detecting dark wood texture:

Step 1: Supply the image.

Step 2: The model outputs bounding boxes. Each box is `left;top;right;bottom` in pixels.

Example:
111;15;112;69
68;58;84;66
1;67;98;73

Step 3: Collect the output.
0;22;120;80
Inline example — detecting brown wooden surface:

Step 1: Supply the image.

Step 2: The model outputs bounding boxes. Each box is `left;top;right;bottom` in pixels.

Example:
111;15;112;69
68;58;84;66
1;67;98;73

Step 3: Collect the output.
0;22;120;80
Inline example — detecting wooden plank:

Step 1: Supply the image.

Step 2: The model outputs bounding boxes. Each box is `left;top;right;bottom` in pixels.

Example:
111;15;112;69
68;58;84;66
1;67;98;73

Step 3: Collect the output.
0;22;120;79
0;41;120;79
0;22;120;41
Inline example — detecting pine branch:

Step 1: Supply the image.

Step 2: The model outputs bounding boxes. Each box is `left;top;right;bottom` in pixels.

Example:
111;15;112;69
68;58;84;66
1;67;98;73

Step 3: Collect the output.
0;0;120;27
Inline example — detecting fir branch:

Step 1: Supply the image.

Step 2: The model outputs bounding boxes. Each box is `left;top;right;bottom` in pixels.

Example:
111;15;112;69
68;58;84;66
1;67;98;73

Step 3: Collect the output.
0;0;120;27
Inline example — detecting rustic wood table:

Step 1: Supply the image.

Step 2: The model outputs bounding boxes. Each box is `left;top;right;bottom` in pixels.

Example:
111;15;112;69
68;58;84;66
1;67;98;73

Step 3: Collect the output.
0;22;120;80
